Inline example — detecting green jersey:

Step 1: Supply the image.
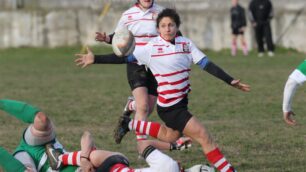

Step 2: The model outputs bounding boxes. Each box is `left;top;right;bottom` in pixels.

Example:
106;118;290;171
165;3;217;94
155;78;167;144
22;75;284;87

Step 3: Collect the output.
289;60;306;84
297;60;306;75
14;134;78;172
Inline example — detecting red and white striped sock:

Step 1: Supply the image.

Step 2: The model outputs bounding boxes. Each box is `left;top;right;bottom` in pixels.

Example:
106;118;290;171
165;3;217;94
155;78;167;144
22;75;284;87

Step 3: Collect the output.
58;151;81;166
128;100;136;111
129;120;161;138
206;148;235;172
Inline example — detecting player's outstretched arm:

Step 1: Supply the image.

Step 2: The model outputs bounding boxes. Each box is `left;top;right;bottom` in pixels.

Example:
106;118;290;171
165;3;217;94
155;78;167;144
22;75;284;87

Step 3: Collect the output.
74;47;130;67
282;77;300;125
197;57;250;92
75;47;95;68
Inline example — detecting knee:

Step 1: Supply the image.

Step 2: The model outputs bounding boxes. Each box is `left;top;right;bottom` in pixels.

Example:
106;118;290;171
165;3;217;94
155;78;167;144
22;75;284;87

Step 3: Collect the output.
136;101;149;115
33;112;51;131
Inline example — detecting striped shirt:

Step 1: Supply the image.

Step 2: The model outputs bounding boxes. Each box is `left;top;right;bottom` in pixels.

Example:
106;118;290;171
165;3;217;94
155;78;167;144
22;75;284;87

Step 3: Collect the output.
115;3;163;46
134;36;206;107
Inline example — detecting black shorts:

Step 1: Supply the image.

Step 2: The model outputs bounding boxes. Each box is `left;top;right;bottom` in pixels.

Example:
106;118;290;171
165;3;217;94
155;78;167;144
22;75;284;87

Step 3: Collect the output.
157;97;193;132
232;28;244;35
96;154;129;172
127;63;158;96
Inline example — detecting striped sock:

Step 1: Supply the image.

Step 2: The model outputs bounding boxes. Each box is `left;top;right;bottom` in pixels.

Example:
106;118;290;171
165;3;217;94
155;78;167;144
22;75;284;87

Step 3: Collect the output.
206;148;235;172
129;120;161;138
59;151;81;166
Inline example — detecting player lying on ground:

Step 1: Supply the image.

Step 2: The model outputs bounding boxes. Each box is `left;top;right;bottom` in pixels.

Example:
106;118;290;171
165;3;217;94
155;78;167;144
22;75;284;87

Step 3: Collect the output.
282;60;306;125
0;99;206;172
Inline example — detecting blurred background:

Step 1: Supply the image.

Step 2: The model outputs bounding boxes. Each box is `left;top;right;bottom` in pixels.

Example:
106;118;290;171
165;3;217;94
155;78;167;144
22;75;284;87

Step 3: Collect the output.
0;0;305;52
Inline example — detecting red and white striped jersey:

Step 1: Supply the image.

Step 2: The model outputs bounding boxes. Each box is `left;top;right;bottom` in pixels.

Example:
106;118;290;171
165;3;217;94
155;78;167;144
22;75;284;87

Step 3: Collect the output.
115;3;163;47
134;36;206;107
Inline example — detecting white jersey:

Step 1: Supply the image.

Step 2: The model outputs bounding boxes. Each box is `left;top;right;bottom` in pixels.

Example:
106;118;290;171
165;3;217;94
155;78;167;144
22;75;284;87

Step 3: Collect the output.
133;36;206;107
115;3;163;47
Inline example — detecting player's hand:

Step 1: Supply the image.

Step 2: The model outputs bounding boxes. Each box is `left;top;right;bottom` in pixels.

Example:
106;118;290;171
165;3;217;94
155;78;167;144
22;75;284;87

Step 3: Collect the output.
239;27;245;32
80;157;95;172
95;32;110;43
252;22;257;27
283;111;296;126
170;137;192;151
231;79;251;92
75;47;94;68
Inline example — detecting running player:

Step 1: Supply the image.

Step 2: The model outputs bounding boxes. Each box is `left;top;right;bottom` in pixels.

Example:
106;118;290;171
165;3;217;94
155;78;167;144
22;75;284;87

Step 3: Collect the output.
115;8;250;172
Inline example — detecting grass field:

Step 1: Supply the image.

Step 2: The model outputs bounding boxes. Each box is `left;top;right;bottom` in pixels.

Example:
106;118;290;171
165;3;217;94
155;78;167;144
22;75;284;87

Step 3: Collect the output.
0;46;305;171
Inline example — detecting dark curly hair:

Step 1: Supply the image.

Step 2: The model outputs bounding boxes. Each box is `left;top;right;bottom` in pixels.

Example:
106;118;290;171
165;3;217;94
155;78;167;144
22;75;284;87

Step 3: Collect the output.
156;8;181;28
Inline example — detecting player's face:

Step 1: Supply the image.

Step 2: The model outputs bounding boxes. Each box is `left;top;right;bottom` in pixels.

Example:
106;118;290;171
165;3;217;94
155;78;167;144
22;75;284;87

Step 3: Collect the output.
158;17;178;41
138;0;153;10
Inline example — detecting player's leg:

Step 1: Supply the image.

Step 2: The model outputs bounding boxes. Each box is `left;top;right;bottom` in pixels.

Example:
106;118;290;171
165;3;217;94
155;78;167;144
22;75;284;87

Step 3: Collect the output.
231;33;237;56
239;33;248;56
0;99;39;124
264;23;274;54
255;24;264;55
0;99;55;146
183;116;236;172
115;116;181;143
126;63;151;142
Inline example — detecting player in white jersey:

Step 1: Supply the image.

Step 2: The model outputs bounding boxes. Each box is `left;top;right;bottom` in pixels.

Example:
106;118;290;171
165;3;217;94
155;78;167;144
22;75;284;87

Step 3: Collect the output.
94;0;164;144
119;9;250;172
282;60;306;126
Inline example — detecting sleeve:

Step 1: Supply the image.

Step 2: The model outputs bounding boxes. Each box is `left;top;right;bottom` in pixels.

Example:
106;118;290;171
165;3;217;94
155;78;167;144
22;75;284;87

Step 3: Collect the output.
0;147;26;172
197;58;234;85
133;44;151;65
94;53;128;64
189;40;206;64
282;77;299;112
114;14;126;33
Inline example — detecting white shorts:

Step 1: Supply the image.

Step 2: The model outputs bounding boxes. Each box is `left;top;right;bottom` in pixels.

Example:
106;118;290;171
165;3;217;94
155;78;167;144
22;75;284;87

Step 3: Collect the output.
144;149;179;172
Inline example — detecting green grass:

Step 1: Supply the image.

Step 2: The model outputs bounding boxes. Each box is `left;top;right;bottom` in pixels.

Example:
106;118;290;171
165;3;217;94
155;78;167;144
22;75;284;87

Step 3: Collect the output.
0;46;306;171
